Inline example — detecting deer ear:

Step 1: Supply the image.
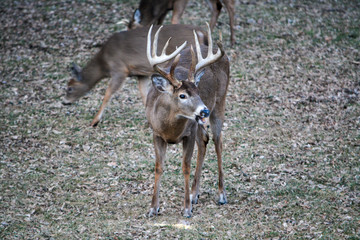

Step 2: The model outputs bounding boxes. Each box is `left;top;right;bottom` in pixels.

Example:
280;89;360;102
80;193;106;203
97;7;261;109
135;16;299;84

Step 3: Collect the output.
152;75;173;93
194;69;205;87
134;9;141;24
71;63;82;81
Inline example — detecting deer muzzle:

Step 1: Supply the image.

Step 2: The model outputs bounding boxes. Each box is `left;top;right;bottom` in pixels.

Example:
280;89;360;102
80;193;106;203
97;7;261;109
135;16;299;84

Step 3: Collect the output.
196;107;210;125
200;108;210;118
62;97;73;105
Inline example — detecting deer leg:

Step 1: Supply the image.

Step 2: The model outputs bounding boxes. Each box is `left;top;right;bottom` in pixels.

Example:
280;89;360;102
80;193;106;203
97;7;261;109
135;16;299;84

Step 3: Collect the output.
156;12;168;25
182;135;196;217
223;0;236;46
137;76;151;105
190;125;209;204
213;132;227;204
207;0;222;31
91;73;126;127
171;0;189;24
149;135;167;217
210;114;227;205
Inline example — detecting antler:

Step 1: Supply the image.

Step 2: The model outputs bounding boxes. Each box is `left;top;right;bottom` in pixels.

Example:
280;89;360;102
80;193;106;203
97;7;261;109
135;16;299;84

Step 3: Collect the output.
189;22;225;81
147;25;187;88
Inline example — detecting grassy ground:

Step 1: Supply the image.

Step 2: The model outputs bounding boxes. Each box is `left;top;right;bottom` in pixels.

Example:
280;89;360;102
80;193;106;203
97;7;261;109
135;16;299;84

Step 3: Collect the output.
1;0;359;239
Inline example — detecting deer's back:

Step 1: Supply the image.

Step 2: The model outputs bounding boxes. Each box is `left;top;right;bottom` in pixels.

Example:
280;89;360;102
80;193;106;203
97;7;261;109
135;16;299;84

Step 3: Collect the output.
99;25;207;76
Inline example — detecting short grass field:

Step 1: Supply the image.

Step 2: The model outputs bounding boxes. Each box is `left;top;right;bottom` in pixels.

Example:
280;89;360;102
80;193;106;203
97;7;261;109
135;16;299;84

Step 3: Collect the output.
1;0;359;238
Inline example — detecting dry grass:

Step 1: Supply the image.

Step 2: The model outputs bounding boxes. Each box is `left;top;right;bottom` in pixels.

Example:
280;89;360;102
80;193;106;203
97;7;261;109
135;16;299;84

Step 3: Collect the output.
1;0;359;239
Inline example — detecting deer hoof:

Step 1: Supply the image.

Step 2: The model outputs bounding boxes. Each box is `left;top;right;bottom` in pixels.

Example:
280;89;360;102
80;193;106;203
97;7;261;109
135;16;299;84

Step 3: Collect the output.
91;119;99;127
190;194;199;204
218;193;227;205
62;101;72;106
183;208;192;218
148;207;160;217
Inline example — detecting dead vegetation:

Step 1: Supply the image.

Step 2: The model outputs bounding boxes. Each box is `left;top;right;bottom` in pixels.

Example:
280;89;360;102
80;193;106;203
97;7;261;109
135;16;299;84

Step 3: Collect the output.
0;0;359;239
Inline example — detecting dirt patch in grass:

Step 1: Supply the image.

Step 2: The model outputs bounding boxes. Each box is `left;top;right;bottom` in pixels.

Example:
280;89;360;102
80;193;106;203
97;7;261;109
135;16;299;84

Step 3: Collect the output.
1;0;359;238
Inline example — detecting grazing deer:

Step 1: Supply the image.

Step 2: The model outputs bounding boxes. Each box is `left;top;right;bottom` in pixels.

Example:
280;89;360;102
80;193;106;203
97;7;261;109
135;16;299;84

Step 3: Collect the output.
145;23;229;217
128;0;236;46
63;25;208;127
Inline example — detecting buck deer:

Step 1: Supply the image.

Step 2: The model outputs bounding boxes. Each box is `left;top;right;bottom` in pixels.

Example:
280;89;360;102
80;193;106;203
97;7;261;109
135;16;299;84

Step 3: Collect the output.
62;25;208;127
128;0;236;46
145;23;229;217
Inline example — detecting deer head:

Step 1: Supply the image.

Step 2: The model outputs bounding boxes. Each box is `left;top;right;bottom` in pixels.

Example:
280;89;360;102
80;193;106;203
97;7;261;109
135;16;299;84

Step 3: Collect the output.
62;63;90;105
146;23;224;125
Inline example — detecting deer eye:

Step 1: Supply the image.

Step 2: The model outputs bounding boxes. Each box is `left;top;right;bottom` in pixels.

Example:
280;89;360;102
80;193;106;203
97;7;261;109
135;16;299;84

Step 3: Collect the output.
179;94;187;99
67;87;73;93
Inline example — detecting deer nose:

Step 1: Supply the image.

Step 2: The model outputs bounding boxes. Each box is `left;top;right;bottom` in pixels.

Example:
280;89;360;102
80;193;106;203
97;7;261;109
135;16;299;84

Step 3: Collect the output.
200;108;210;118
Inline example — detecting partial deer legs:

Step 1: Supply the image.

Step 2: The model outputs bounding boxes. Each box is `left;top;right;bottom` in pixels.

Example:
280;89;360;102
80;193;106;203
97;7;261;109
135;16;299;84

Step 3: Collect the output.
210;114;227;205
223;0;236;46
149;135;167;217
207;0;236;46
91;73;126;127
171;0;189;24
137;76;151;105
190;125;209;204
182;135;196;217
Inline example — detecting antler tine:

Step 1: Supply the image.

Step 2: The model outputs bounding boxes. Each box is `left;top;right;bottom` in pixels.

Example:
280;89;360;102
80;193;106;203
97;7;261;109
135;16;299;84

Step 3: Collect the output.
170;53;181;79
147;24;187;68
205;22;214;62
188;45;197;82
147;25;187;88
193;22;224;74
193;30;202;66
152;25;162;59
162;37;171;56
147;25;155;66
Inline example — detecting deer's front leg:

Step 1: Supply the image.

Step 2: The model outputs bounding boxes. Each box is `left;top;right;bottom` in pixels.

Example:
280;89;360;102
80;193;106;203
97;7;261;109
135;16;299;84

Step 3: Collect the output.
191;125;209;204
149;135;167;217
137;76;151;106
182;135;196;218
210;114;227;205
91;72;126;127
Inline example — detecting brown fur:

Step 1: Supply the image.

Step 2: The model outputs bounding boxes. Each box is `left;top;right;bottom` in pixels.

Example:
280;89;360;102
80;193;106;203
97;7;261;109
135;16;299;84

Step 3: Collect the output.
63;25;207;126
146;34;230;218
128;0;236;45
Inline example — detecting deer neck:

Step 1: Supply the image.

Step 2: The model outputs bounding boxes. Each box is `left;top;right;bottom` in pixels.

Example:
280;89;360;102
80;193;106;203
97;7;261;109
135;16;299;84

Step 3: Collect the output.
80;54;109;89
148;95;193;144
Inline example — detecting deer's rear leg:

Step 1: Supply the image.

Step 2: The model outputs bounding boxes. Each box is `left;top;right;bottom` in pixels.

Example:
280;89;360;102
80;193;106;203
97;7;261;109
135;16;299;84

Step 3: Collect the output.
190;125;209;204
223;0;236;46
149;135;167;217
171;0;189;24
91;73;126;127
207;0;222;31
